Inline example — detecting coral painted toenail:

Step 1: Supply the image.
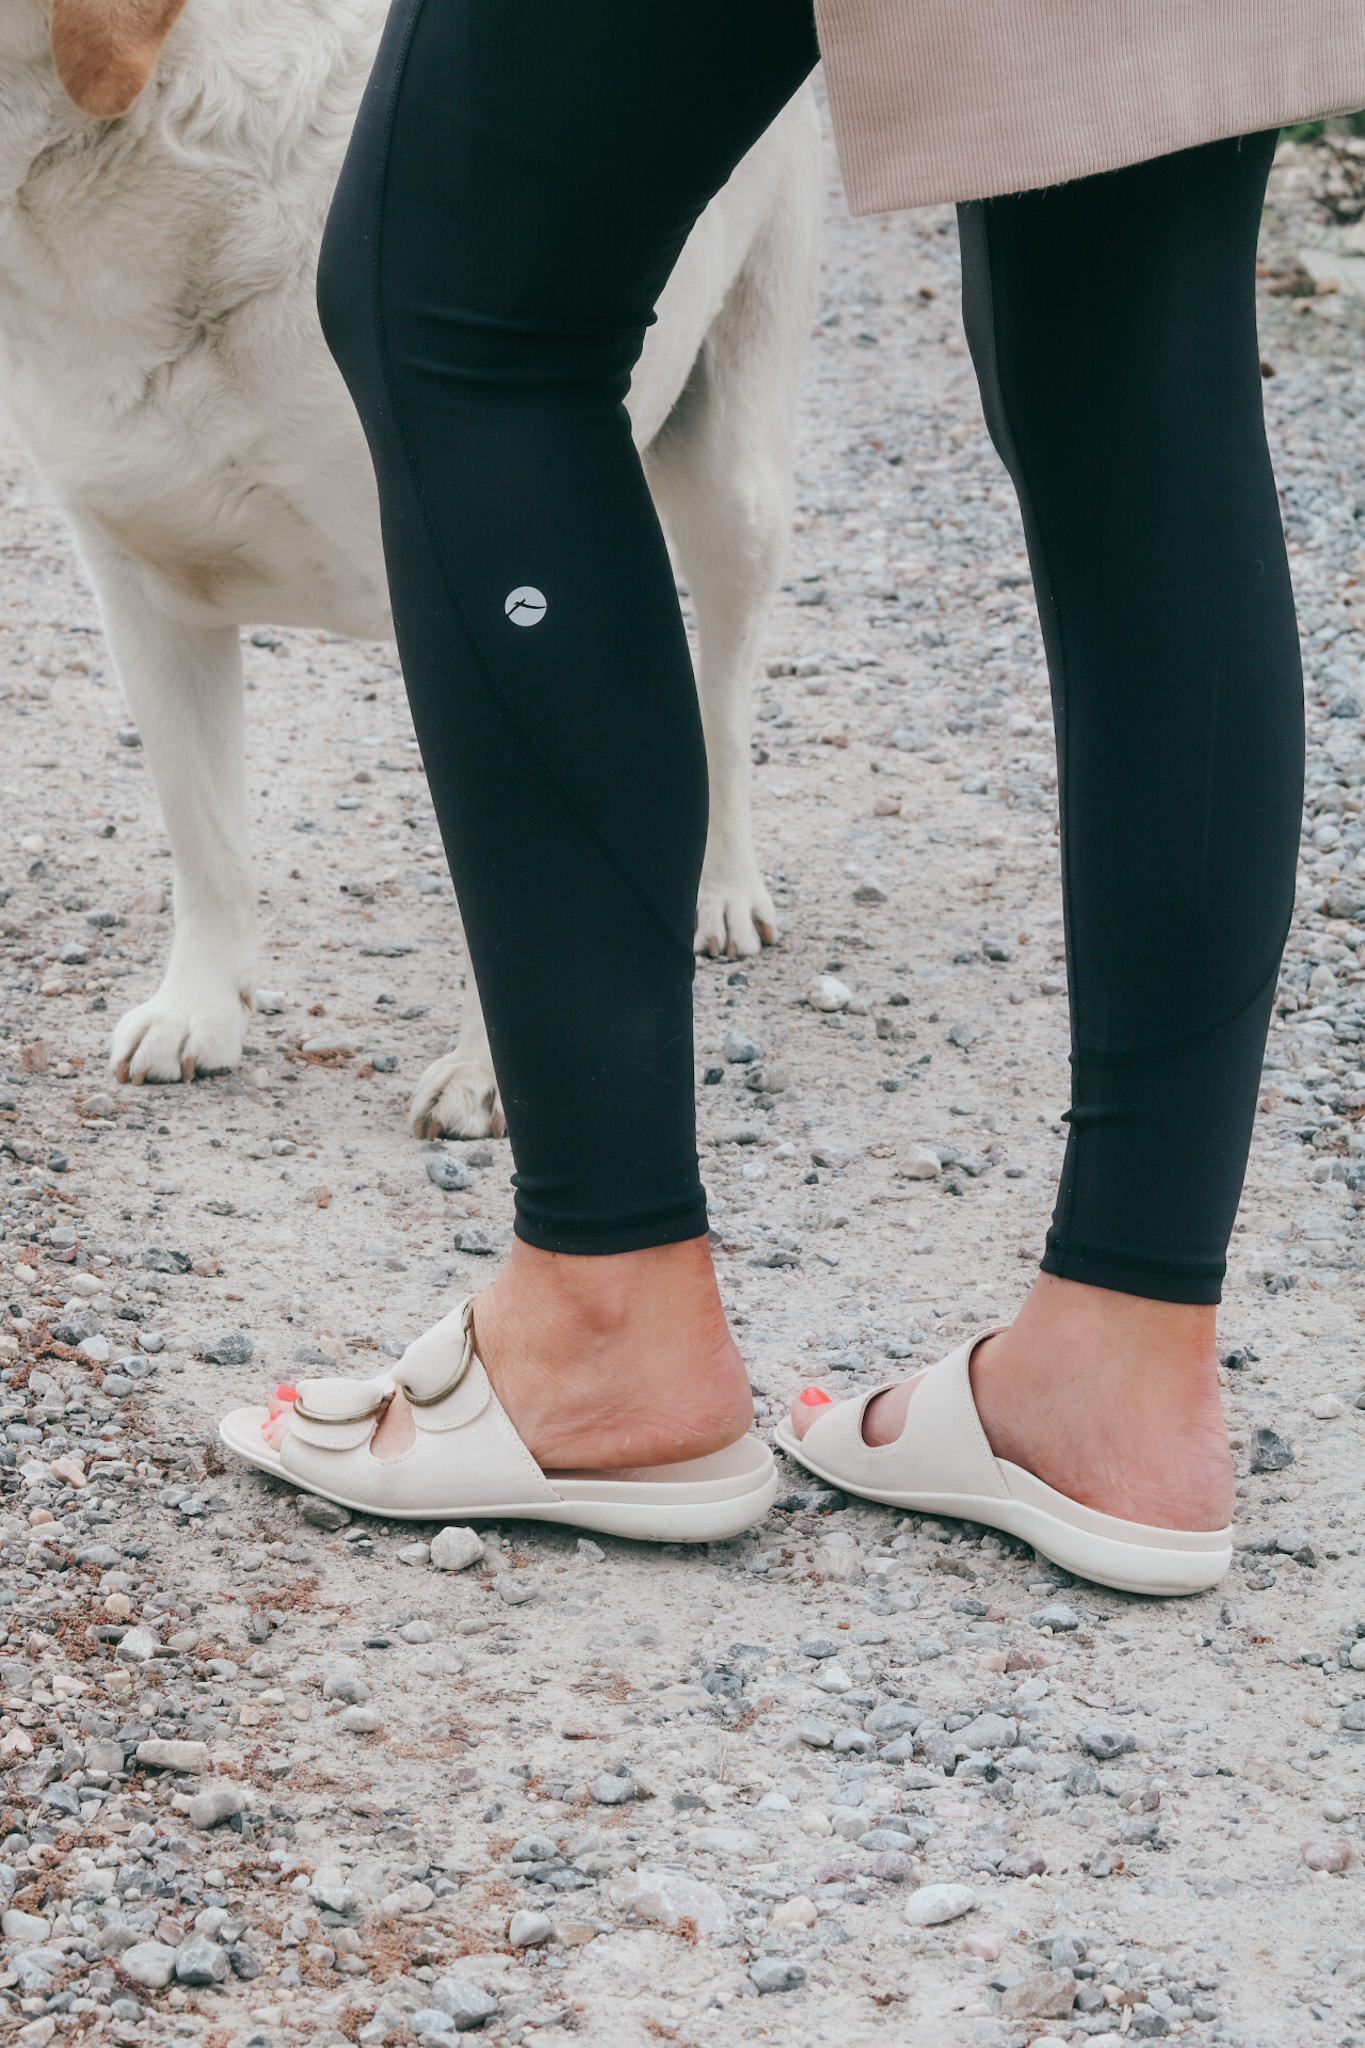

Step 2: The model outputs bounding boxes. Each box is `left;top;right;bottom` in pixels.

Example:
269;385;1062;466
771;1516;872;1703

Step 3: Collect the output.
273;1384;297;1404
799;1387;832;1406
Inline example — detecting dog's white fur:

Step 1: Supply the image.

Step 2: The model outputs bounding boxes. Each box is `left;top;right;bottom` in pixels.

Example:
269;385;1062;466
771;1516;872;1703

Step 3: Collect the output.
0;0;820;1136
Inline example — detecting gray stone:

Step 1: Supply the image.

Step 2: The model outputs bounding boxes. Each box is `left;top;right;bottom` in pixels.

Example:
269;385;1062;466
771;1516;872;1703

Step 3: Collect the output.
1341;1701;1365;1732
76;1543;122;1568
958;1712;1017;1751
411;2012;456;2037
340;1706;381;1733
496;1574;536;1606
298;1494;351;1530
400;1620;436;1643
800;1637;840;1659
999;1969;1078;2021
902;1882;977;1926
1078;1725;1136;1761
96;1923;140;1956
200;1331;253;1367
119;1941;178;1990
859;1828;920;1852
508;1909;553;1948
1032;1602;1079;1632
115;1626;159;1665
81;1736;122;1785
310;1866;352;1912
1;1910;50;1943
750;1957;807;1994
797;1716;835;1748
453;1225;496;1256
430;1979;500;2030
427;1155;472;1193
510;1835;561;1863
1130;2009;1169;2039
13;1948;60;1994
1250;1427;1294;1474
135;1739;208;1773
322;1673;370;1705
174;1935;228;1986
852;876;888;904
228;1944;262;1980
188;1783;247;1830
724;1030;762;1064
590;1773;634;1805
866;1702;923;1741
430;1525;486;1572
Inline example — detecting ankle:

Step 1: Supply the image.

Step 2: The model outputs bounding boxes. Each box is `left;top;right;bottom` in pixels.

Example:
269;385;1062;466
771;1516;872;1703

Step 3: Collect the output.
467;1238;752;1470
478;1236;732;1348
967;1278;1231;1530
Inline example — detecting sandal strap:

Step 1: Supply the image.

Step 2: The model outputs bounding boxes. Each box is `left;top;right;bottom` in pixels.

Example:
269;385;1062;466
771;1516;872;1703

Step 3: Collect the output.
799;1332;1009;1502
292;1374;394;1426
395;1298;478;1407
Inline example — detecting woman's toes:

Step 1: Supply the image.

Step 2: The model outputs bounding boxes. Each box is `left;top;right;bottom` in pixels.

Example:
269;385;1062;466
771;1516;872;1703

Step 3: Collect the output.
789;1386;833;1439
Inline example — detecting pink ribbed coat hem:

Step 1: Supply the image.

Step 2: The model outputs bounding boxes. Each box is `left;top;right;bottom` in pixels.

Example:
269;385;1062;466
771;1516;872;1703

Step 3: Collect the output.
814;0;1365;212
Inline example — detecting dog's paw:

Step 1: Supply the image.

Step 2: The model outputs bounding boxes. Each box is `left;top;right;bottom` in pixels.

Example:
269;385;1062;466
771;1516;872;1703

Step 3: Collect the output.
411;1052;506;1140
111;986;246;1084
694;868;778;959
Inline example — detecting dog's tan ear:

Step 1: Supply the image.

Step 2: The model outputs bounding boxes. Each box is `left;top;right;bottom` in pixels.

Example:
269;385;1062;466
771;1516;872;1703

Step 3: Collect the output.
50;0;190;118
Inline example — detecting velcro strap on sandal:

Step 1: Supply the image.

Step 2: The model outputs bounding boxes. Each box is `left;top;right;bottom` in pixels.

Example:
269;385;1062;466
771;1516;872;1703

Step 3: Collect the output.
397;1300;478;1410
289;1374;392;1450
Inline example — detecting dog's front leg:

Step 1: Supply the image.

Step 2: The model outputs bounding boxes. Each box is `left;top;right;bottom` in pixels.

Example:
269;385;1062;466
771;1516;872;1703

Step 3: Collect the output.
410;922;505;1140
79;543;256;1083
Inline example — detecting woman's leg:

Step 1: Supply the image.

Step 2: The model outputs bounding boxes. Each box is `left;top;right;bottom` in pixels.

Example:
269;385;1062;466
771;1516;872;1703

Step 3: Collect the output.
317;0;817;1465
793;133;1303;1530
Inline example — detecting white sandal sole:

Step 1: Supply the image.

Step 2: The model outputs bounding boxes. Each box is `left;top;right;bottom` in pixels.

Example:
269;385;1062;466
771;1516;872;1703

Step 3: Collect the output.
774;1330;1232;1597
775;1420;1228;1596
221;1403;777;1544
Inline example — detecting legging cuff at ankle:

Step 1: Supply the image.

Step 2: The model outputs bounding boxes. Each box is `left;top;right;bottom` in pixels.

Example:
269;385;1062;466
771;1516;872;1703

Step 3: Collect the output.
1040;1237;1223;1306
513;1194;711;1258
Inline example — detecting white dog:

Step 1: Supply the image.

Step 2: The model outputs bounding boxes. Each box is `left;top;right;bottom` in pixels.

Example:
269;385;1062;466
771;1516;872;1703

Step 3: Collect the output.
0;0;820;1136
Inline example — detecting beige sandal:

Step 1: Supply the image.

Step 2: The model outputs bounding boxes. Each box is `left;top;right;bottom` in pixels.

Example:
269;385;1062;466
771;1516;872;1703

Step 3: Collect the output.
774;1332;1231;1597
220;1299;776;1543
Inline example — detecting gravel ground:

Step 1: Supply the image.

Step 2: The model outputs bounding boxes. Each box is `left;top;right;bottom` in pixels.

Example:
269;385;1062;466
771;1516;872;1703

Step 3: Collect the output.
2;117;1365;2048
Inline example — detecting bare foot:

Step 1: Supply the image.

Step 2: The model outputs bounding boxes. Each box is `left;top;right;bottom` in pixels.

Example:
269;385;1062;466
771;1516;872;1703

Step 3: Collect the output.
371;1235;753;1471
788;1273;1233;1532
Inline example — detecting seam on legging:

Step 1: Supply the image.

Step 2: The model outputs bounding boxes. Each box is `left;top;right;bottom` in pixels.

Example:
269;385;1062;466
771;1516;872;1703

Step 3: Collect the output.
1071;927;1291;1066
968;199;1081;1256
365;0;698;966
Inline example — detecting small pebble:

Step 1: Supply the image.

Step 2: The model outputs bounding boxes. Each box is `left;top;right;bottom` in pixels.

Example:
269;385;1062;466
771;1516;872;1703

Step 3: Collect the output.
1032;1602;1078;1631
508;1909;553;1948
807;976;852;1012
1250;1426;1295;1473
430;1525;485;1571
750;1957;807;1995
297;1495;351;1531
1301;1838;1352;1872
724;1030;762;1064
590;1773;634;1806
1078;1725;1137;1761
903;1883;977;1927
340;1706;381;1733
174;1935;227;1986
427;1154;472;1192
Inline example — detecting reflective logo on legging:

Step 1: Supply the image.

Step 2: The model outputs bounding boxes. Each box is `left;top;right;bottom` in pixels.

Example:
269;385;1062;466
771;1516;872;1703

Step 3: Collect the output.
504;586;547;627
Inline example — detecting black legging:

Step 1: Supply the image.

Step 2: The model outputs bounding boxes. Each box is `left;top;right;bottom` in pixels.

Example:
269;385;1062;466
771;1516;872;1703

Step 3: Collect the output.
317;0;1303;1303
